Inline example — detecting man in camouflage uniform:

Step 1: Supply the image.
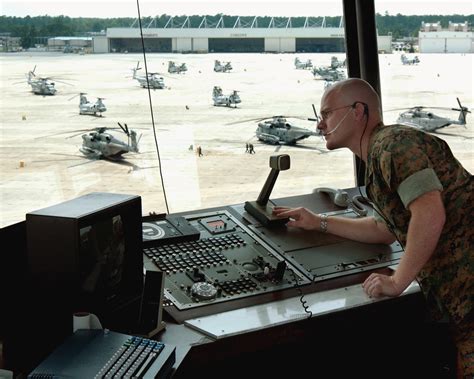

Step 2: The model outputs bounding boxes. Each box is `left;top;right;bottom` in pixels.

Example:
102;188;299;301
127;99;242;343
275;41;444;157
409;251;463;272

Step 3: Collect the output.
273;78;473;377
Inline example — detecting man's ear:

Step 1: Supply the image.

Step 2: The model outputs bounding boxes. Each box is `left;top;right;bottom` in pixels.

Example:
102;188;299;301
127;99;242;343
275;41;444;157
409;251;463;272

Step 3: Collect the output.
353;102;368;120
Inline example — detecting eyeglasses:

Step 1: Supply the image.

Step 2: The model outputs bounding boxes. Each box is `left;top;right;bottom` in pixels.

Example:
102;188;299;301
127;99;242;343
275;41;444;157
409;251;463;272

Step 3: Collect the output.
319;104;353;122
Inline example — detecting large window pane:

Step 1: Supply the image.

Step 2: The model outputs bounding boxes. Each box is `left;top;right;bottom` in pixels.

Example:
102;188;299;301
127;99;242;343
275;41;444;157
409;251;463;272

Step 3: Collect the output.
1;2;354;227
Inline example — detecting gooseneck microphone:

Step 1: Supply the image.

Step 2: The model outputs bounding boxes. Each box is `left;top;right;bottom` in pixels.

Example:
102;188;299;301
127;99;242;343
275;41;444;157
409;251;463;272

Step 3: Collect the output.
323;107;353;136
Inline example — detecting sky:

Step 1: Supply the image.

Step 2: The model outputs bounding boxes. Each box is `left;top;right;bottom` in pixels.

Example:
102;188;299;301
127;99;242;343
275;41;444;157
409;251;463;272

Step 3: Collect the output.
2;0;473;18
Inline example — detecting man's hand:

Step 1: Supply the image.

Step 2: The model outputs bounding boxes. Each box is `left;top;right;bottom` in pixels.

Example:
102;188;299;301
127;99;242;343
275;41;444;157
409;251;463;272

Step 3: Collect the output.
362;273;404;298
272;206;318;230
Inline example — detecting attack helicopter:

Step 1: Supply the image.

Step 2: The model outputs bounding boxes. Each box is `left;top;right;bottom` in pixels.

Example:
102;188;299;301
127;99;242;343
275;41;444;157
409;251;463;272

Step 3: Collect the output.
294;57;313;70
214;60;233;73
131;61;165;89
401;54;420;65
168;61;188;74
70;123;141;160
391;98;470;132
212;86;241;107
69;93;107;116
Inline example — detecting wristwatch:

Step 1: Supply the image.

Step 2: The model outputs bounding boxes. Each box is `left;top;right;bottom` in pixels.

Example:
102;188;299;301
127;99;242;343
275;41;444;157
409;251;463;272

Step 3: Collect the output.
320;214;328;233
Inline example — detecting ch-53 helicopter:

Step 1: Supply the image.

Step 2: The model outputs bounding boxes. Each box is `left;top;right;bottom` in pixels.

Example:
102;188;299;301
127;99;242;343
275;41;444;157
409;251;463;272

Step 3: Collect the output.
212;86;241;107
255;116;319;144
390;98;470;132
312;66;347;88
19;66;71;95
294;57;313;69
214;60;233;73
401;54;420;65
229;115;319;145
69;123;141;160
131;61;165;89
69;93;107;116
168;61;187;74
330;56;346;69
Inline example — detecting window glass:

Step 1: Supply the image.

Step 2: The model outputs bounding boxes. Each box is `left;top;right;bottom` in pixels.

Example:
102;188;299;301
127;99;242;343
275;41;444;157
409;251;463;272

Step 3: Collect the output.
1;1;354;227
5;2;472;228
375;4;473;176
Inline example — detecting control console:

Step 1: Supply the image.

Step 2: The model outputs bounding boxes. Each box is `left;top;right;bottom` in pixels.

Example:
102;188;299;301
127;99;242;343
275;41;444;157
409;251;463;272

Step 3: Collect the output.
143;210;310;310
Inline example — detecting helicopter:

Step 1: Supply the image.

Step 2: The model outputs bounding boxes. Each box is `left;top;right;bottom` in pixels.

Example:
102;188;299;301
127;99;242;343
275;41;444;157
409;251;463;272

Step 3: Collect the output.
131;61;165;89
212;86;241;107
312;66;347;82
20;66;71;95
69;93;107;116
214;60;233;73
330;56;346;69
392;98;470;132
401;54;420;65
229;116;318;145
168;61;188;74
294;57;313;69
68;123;141;160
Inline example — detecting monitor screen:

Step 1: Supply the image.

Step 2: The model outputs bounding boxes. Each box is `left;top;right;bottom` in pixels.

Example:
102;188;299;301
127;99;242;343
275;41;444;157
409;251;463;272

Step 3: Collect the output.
79;215;126;302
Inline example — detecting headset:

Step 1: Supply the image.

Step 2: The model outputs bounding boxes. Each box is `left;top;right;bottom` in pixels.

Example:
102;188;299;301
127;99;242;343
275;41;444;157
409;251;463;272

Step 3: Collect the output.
323;101;369;136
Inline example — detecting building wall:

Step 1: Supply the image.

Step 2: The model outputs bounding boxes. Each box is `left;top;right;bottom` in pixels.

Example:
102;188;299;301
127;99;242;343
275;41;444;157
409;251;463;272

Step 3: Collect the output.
265;38;296;52
279;38;296;52
93;36;109;53
176;38;193;52
418;31;473;53
377;35;392;53
193;38;208;52
101;27;388;54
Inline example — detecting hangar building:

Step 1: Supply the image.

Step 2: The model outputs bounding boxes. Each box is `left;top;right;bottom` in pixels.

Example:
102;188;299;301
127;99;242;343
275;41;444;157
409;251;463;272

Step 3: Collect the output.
93;15;390;54
418;21;473;53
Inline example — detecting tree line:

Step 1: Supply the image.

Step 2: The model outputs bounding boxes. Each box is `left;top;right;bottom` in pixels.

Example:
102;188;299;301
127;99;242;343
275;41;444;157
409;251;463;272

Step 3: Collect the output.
0;14;472;48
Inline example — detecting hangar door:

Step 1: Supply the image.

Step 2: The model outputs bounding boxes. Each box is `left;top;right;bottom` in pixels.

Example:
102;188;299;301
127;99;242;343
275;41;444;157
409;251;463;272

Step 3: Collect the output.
419;39;445;53
209;38;264;52
109;38;172;53
296;38;345;53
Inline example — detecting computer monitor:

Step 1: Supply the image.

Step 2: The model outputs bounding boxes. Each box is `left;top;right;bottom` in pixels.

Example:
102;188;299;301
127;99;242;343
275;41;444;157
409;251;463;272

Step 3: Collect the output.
26;192;143;327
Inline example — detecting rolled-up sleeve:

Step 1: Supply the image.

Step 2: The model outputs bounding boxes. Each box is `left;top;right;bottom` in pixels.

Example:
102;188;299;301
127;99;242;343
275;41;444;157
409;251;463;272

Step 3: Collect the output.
398;168;443;208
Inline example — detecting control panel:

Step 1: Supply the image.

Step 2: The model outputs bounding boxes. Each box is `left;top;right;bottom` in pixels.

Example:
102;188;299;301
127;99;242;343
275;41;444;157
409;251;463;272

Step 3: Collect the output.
143;210;310;310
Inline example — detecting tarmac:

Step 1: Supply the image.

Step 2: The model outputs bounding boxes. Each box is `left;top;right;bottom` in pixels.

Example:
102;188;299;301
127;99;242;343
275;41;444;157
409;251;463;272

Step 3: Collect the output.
0;52;472;227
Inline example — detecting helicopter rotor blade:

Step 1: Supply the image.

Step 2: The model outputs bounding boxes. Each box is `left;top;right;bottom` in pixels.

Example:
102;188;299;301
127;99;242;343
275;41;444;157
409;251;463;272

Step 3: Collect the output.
226;115;307;125
124;123;130;135
117;122;127;134
54;79;74;86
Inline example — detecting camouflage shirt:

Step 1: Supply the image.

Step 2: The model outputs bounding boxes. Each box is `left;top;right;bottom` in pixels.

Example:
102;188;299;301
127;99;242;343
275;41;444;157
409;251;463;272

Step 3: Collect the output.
365;124;473;325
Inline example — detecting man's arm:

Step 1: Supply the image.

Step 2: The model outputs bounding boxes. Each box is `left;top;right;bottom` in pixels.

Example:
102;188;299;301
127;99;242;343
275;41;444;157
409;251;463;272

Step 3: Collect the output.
390;190;446;292
363;190;446;297
272;206;396;244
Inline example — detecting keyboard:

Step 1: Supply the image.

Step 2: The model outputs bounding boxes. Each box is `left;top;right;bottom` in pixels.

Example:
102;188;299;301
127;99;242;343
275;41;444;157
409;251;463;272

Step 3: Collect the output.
28;329;176;379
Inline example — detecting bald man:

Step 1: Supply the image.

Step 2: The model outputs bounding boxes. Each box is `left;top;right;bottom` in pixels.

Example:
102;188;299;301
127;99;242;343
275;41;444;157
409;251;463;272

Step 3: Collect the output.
273;78;473;377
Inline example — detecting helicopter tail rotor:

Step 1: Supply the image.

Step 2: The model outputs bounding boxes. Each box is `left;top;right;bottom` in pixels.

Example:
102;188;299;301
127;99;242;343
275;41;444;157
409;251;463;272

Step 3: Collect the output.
29;65;37;77
454;97;470;126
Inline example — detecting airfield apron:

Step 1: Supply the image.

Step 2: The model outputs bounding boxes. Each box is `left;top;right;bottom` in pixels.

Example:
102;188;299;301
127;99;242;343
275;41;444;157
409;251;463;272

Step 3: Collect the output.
365;123;473;372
